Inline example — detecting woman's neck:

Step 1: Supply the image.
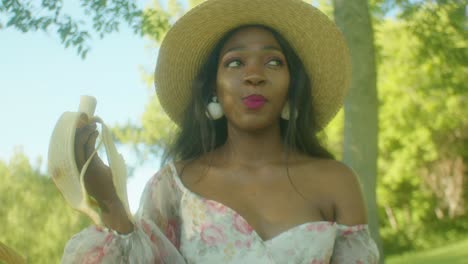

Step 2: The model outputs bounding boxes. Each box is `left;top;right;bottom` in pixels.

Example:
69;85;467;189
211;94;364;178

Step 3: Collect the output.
215;122;287;167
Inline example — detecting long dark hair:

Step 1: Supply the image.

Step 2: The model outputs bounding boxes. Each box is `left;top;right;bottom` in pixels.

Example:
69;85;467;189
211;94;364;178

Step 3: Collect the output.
163;25;334;163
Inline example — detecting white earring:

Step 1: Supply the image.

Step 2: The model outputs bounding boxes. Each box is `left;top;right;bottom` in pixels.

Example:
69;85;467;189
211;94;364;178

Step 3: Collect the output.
205;96;224;120
281;101;298;120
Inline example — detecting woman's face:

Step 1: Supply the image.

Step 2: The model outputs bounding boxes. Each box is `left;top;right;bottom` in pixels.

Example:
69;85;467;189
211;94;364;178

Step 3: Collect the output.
216;26;290;131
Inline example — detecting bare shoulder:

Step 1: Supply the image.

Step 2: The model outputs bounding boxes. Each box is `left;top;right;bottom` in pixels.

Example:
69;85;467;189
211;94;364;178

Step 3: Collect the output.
173;159;198;178
173;160;186;175
173;157;209;182
311;159;359;189
298;157;368;225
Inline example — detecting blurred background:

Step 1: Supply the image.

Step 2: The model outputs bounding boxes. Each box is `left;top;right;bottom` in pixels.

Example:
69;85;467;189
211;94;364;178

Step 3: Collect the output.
0;0;466;263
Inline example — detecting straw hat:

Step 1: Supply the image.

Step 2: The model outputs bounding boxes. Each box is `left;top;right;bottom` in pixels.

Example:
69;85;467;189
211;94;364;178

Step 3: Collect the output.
155;0;350;130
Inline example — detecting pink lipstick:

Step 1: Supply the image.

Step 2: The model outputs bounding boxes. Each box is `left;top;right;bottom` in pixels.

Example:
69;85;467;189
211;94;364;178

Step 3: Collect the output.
243;95;266;109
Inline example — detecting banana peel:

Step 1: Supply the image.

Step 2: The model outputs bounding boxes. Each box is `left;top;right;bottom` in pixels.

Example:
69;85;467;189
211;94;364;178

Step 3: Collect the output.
48;96;134;225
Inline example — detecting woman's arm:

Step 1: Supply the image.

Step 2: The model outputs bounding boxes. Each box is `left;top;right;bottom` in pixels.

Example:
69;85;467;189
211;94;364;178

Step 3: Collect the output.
325;161;379;264
61;165;186;263
329;162;368;225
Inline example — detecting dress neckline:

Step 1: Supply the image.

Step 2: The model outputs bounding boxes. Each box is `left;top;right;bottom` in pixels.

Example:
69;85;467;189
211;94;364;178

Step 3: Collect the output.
167;162;336;243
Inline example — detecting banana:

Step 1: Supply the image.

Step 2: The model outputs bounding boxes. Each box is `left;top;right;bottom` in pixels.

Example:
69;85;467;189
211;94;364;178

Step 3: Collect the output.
48;96;134;225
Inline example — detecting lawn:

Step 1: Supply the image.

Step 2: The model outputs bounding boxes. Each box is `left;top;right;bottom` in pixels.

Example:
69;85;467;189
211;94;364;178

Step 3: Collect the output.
386;238;468;264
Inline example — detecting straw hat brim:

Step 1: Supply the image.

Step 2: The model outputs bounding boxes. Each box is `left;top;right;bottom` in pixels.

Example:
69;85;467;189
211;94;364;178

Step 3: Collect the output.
155;0;351;130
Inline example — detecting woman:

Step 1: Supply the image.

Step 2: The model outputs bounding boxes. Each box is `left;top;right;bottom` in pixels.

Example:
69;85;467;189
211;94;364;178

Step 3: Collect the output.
64;0;379;263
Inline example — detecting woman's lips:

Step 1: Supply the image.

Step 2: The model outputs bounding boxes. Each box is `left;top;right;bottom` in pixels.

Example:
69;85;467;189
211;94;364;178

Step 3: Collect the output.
243;95;266;109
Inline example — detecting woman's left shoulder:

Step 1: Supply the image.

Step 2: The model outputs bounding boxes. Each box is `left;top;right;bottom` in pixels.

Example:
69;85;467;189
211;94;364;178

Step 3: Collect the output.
294;156;356;183
309;158;357;185
300;157;368;225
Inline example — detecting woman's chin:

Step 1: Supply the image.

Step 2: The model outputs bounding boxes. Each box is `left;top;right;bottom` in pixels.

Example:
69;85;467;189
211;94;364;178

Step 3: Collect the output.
228;115;279;133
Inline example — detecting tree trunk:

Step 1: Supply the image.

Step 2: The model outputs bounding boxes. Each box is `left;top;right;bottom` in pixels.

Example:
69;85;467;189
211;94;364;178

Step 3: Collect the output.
332;0;383;261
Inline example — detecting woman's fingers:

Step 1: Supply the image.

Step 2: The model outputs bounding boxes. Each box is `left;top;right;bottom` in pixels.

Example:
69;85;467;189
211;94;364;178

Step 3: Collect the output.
74;123;98;170
85;130;99;159
74;128;86;170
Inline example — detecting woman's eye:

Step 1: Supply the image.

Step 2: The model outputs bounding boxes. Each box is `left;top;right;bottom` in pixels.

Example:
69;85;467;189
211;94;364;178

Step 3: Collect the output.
226;60;242;68
267;59;283;67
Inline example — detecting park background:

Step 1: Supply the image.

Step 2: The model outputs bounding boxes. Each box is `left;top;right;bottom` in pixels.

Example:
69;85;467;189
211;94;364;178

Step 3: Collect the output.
0;0;466;263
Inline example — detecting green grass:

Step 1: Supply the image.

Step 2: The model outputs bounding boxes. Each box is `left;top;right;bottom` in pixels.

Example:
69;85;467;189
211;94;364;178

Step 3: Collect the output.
386;238;468;264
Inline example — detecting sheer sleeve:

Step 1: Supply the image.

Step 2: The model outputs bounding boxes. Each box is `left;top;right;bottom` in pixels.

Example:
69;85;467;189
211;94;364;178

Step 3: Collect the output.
331;224;379;264
61;165;187;263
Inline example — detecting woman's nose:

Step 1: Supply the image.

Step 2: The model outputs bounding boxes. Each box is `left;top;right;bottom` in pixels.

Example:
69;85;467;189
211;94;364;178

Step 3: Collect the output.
243;64;266;86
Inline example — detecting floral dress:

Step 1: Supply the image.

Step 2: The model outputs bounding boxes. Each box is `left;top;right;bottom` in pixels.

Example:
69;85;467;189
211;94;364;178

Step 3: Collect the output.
62;163;380;263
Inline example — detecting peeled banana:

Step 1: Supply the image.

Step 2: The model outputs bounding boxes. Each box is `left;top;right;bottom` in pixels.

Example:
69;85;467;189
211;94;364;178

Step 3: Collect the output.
48;96;134;225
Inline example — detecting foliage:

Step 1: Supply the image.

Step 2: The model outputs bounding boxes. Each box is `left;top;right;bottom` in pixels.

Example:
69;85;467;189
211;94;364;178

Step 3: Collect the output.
112;95;176;163
112;0;198;161
0;0;171;58
318;0;467;256
375;0;467;255
320;109;344;159
0;150;91;263
386;237;468;264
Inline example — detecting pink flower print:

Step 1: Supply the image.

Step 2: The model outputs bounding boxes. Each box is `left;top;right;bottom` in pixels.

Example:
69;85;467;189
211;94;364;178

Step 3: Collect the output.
245;239;252;249
316;223;329;232
342;226;355;236
342;225;365;236
204;199;227;213
83;246;105;264
234;239;252;249
306;222;332;232
306;223;316;231
200;223;226;246
310;259;325;264
235;240;243;248
232;213;254;235
141;219;158;245
165;218;180;249
104;233;113;244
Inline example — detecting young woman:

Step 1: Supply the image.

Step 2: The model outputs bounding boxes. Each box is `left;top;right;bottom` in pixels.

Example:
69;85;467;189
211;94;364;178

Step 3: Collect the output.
64;0;379;263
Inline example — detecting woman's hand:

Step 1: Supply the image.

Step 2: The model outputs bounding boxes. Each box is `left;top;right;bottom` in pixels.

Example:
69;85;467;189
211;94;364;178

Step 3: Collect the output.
74;118;117;206
74;116;134;233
